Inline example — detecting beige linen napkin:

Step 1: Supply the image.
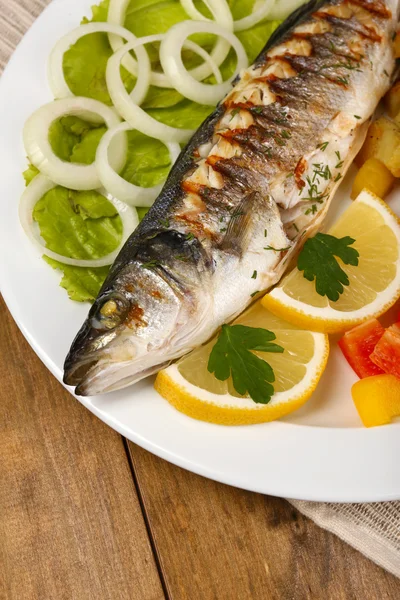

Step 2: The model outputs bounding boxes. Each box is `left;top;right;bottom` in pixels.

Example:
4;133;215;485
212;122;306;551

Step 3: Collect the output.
1;0;399;579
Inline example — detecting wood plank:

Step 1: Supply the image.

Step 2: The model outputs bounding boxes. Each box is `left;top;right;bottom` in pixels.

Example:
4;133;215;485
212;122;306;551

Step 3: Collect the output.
0;297;165;600
128;442;400;600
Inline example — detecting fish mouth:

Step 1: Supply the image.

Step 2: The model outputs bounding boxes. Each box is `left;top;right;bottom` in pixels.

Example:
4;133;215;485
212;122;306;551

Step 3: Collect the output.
63;320;172;396
65;352;171;396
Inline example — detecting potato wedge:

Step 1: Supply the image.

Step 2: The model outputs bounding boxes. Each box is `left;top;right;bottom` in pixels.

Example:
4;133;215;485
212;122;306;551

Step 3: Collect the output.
351;158;395;200
384;81;400;118
355;116;400;176
354;119;384;168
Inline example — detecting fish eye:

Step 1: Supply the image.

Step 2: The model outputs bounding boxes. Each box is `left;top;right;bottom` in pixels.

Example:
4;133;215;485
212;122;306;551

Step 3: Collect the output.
91;294;130;330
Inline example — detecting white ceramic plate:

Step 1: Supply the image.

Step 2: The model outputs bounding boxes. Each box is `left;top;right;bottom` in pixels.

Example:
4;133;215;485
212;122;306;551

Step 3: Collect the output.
1;0;399;502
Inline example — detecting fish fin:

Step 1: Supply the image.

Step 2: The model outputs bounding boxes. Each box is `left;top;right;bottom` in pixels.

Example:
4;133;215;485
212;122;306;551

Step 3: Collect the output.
220;191;260;255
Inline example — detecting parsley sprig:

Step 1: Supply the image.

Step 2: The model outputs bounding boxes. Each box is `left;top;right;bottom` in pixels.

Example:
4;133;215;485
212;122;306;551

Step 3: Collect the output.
207;325;284;404
297;233;359;301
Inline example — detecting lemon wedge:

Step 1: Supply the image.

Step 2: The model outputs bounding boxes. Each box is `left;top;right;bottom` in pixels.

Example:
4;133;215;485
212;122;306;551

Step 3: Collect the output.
155;303;329;425
262;190;400;333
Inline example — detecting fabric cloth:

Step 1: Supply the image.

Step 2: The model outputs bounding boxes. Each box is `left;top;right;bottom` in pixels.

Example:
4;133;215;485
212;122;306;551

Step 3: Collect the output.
1;0;399;579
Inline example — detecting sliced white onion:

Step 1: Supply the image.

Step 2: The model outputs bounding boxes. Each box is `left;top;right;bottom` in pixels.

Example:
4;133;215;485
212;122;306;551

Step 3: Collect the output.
108;0;232;87
160;21;248;105
106;36;194;143
179;0;234;80
269;0;307;20
23;97;126;191
96;121;181;207
19;174;138;267
233;0;276;32
48;21;151;106
107;0;136;74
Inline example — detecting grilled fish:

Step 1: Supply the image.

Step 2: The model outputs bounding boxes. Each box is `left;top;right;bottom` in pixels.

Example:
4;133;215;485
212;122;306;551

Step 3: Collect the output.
64;0;398;395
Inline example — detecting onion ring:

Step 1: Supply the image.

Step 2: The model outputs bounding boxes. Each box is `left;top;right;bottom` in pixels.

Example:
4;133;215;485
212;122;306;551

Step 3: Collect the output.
96;121;181;207
23;97;125;190
160;21;248;105
48;21;151;106
106;36;194;143
19;174;138;267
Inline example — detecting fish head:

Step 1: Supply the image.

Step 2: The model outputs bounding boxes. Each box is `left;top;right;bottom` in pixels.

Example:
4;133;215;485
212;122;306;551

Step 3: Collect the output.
64;231;213;395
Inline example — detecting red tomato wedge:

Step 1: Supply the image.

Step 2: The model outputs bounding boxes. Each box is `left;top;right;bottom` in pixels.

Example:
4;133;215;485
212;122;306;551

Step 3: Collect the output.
338;319;385;378
370;325;400;380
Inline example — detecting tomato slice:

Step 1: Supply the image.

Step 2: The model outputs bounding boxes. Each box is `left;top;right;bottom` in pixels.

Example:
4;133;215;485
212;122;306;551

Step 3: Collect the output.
338;319;385;378
370;325;400;380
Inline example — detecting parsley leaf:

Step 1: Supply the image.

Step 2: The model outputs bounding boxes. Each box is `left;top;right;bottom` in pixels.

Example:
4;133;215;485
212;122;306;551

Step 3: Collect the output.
297;233;359;301
207;324;284;404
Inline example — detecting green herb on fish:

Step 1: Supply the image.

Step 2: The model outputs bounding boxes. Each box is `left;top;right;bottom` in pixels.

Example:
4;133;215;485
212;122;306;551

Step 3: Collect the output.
142;259;161;270
317;141;329;151
264;245;291;252
230;107;241;121
251;270;257;279
207;324;284;404
336;75;350;86
297;233;359;301
305;204;318;215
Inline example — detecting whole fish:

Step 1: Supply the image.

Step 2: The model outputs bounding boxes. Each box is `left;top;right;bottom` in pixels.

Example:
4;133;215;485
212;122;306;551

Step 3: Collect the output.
64;0;398;395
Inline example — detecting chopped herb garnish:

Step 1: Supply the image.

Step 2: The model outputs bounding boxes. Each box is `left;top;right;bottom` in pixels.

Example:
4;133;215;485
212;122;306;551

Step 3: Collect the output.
335;150;344;169
334;172;342;182
275;136;286;146
142;259;160;270
286;172;294;178
312;163;331;181
175;254;189;262
292;222;299;232
264;229;267;237
207;324;284;404
264;147;273;158
383;69;390;77
251;106;264;114
186;232;195;241
336;75;349;86
317;141;329;151
220;227;227;233
354;115;361;119
230;107;240;121
251;270;257;279
297;233;359;301
305;204;318;215
231;210;245;218
159;218;170;228
250;290;260;298
281;130;291;139
264;245;291;252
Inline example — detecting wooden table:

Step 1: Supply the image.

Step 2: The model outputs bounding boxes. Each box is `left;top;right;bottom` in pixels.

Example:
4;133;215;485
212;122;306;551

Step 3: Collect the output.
2;296;400;600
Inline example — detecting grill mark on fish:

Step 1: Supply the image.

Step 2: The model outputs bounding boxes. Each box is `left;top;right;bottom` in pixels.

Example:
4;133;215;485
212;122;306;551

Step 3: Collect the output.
64;0;397;395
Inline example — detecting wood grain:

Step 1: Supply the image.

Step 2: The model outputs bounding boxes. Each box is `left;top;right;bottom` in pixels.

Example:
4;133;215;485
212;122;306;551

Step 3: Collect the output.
128;442;400;600
0;297;165;600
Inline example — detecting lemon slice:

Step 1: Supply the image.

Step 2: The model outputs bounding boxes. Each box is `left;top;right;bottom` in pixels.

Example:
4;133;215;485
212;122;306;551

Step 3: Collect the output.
155;303;329;425
262;190;400;333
